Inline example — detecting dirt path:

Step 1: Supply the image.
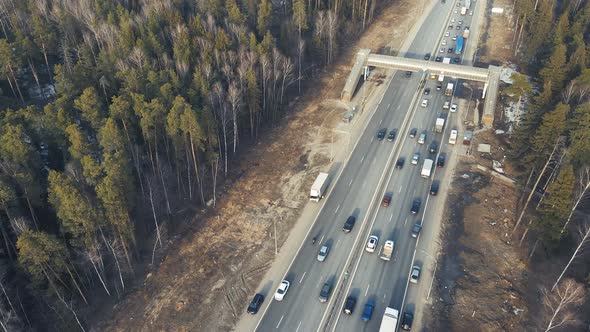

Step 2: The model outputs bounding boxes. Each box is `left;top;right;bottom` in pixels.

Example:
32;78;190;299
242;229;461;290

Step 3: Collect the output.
97;0;426;331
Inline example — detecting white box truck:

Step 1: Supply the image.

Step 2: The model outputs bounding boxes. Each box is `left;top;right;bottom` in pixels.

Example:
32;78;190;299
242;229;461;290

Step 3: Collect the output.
445;82;454;96
461;6;467;15
421;159;434;178
443;57;451;64
435;117;445;133
379;240;394;261
379;307;399;332
310;172;329;202
463;27;470;39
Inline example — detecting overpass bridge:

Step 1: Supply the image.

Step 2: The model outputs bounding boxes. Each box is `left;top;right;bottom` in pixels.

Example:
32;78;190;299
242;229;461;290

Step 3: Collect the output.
342;49;502;126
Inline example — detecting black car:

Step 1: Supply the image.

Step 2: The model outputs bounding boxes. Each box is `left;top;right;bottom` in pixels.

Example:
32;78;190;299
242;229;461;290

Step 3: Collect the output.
409;128;417;138
343;216;356;232
436;84;442;91
411;223;422;238
456;25;461;30
387;129;397;141
377;128;387;140
437;154;446;167
319;282;332;302
453;56;461;63
447;47;453;53
405;71;412;77
401;312;414;330
396;158;405;169
247;293;264;314
424;88;431;95
429;142;438;154
411;199;421;214
424;53;431;60
435;56;442;62
343;296;357;314
430;180;440;195
448;25;453;30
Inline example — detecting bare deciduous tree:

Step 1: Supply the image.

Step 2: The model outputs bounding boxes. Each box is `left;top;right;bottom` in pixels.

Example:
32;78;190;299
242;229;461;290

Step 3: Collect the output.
561;166;590;232
552;221;590;291
561;80;577;104
542;278;585;331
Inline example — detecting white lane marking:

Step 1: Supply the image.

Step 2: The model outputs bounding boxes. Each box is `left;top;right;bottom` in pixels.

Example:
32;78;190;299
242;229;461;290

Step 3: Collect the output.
296;321;302;332
389;214;394;222
335;204;341;214
371;136;374;143
300;272;307;283
397;105;401;110
373;157;377;165
399;185;403;193
405;217;408;226
388;103;391;108
380;118;384;125
361;155;365;163
276;315;284;329
365;284;370;297
319;235;325;244
349;179;353;187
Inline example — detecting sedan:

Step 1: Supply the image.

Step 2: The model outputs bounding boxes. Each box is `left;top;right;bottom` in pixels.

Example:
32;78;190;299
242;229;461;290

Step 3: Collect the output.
409;128;417;138
365;235;379;253
424;88;431;95
450;103;458;112
274;280;290;301
382;194;392;207
411;223;422;238
458;20;463;25
454;9;458;13
317;244;330;262
361;301;375;321
456;25;461;30
387;129;397;141
452;35;457;41
424;53;431;60
411;199;421;214
453;56;461;63
377;128;387;140
435;56;442;62
411;153;420;165
410;266;421;283
439;47;445;53
343;296;357;314
247;293;264;314
396;158;405;169
470;10;473;15
441;40;447;46
448;25;453;30
447;47;453;53
401;312;414;330
319;282;332;302
445;31;450;37
437;154;446;167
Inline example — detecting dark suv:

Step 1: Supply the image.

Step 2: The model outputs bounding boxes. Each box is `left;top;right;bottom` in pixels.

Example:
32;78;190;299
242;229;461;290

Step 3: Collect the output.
405;71;412;77
409;128;417;138
247;293;264;314
401;312;414;330
396;158;405;169
437;154;446;167
424;53;431;60
343;296;356;314
343;216;356;232
429;142;438;154
430;181;440;195
319;282;332;302
387;129;397;141
411;199;421;214
377;128;387;140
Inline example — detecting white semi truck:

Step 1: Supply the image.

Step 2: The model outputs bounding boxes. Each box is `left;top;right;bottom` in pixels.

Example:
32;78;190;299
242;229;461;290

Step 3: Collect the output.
421;159;434;178
378;307;400;331
309;172;329;202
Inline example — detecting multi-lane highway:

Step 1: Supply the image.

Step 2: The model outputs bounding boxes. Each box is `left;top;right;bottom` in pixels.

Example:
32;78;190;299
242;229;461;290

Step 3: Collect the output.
252;0;483;330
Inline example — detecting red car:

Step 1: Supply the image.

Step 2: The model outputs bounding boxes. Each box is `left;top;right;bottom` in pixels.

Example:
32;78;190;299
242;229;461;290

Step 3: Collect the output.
382;194;392;207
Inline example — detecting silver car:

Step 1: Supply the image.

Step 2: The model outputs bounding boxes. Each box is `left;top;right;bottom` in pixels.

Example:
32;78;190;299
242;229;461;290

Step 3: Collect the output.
410;266;421;284
411;153;420;165
317;245;330;262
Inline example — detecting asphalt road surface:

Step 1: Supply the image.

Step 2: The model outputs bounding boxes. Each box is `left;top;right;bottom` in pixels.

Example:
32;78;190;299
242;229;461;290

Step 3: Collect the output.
254;0;483;330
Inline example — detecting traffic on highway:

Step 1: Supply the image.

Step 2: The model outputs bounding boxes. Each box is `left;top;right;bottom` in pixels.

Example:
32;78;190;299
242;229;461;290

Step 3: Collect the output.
244;0;480;330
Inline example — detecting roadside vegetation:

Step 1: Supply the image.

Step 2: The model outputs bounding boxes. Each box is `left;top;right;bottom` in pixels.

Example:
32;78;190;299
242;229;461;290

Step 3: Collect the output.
0;0;393;330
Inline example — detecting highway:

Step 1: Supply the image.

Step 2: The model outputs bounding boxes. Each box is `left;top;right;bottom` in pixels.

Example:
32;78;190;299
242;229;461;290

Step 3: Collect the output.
253;0;483;330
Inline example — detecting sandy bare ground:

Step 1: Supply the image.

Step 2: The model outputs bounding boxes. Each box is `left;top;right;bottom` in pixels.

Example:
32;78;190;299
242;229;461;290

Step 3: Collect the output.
96;0;424;331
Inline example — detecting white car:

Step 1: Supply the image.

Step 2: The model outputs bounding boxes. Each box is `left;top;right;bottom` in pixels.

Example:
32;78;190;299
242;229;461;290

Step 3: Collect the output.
469;10;473;15
317;245;330;262
450;103;458;113
421;99;429;107
452;35;457;41
411;153;420;165
365;235;379;253
458;20;463;25
451;18;455;23
439;47;445;53
274;280;290;301
449;129;458;144
410;266;421;283
454;9;458;14
442;40;447;46
445;31;450;37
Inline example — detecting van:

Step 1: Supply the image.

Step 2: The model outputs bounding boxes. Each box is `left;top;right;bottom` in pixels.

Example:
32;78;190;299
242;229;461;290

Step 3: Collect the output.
449;129;458;144
418;133;426;144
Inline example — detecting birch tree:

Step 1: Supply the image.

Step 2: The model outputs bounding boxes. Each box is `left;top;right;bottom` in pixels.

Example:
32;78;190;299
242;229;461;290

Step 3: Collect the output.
541;278;585;331
552;221;590;291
